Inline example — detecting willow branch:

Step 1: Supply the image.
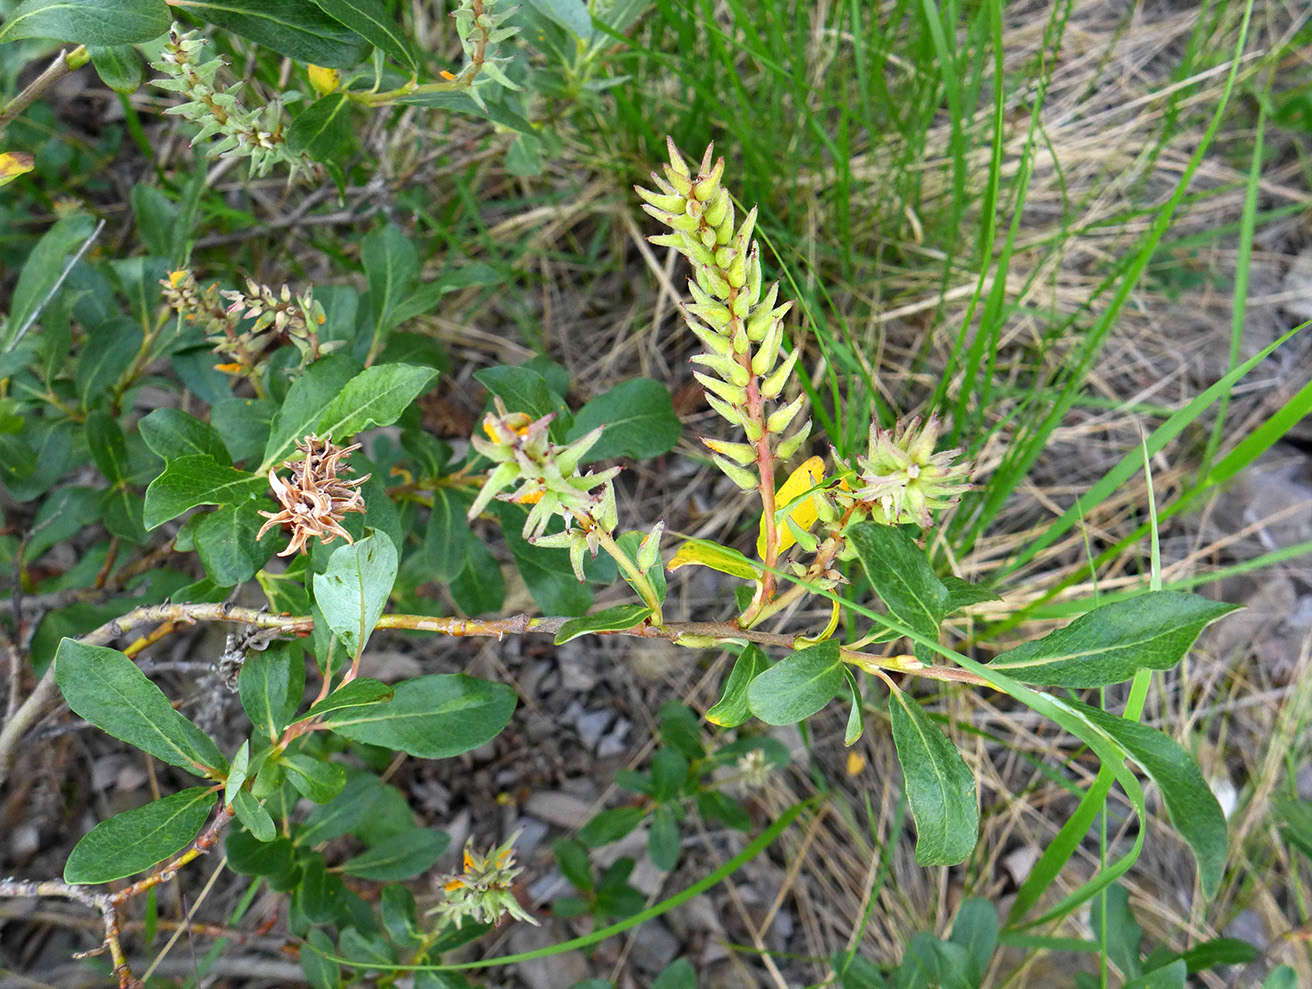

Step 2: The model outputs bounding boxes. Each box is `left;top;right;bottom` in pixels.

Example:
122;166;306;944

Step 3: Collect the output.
0;601;987;790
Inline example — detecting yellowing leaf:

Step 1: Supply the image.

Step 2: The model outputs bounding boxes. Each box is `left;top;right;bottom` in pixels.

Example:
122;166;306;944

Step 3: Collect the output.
667;539;761;582
759;456;825;557
307;64;340;95
0;152;35;188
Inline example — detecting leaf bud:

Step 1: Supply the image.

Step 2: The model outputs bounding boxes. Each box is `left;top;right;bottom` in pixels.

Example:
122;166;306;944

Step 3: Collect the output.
766;394;805;434
760;345;801;399
702;437;759;466
636;520;665;571
714;455;760;491
703;189;729;228
694;264;731;300
693;156;725;201
750;319;783;375
693;371;747;407
776;419;813;460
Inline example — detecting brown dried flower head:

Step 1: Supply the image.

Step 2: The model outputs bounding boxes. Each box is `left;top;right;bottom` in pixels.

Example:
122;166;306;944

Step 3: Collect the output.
256;434;370;557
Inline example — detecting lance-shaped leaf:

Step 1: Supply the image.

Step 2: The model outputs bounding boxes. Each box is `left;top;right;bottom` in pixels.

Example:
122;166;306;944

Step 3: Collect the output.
316;364;438;442
143;455;266;529
340;828;449;880
239;643;305;740
55;639;226;775
888;688;978;865
179;0;372;68
323;674;516;758
565;378;682;462
846;522;949;662
989;592;1239;687
307;0;417;71
0;0;169;45
139;408;231;464
708;644;769;728
261;352;361;471
65;787;216;884
554;604;651;645
748;640;843;725
1067;699;1227;897
312;531;398;658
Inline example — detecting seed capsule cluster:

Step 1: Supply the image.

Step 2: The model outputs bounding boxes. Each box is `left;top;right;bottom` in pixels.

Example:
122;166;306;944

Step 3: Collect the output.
636;140;811;492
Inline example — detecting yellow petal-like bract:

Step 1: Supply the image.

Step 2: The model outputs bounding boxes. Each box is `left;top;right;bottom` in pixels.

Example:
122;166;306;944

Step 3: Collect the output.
758;455;825;557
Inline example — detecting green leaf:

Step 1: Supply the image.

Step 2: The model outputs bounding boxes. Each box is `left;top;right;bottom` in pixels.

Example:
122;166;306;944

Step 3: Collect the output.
85;409;129;484
988;592;1239;687
299;773;385;844
474;365;564;421
1066;699;1227;897
1262;967;1299;989
385;266;501;328
65;787;216;883
747;640;843;725
54;639;226;775
226;830;296;877
144;455;267;530
212;397;276;463
306;0;416;71
76;315;141;408
554;838;593;891
239;643;304;740
847;522;948;662
317;364;438;441
579;805;645;847
648;803;681;871
139;408;231;464
522;0;593;41
233;790;277;842
888;688;978;865
940;573;998;613
380;884;421;948
261;352;361;471
707;644;768;728
312;531;398;657
339;828;449;880
283;753;346;803
947;898;997;978
0;0;168;45
449;537;504;616
286;92;352;160
323;674;516;758
301;677;392;720
566;378;681;461
831;950;890;989
1123;961;1186;989
362;223;418;336
554;604;651;644
652;958;695;989
301;928;341;989
398;90;536;136
5;214;95;343
179;0;372;68
89;44;144;93
843;671;863;746
224;741;251;804
196;502;280;586
420;487;472;582
1175;937;1257;974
